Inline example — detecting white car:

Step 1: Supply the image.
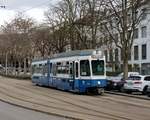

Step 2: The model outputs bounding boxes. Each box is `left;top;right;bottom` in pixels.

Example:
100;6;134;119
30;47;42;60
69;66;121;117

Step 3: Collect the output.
124;75;150;94
107;72;139;81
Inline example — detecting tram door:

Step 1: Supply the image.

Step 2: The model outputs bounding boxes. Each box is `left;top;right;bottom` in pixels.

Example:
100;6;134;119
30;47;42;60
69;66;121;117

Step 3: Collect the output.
74;61;79;90
75;61;79;78
69;62;74;90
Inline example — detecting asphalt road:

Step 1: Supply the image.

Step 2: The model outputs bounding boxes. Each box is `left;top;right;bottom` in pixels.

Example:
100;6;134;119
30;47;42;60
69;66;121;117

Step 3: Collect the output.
0;76;150;120
0;101;68;120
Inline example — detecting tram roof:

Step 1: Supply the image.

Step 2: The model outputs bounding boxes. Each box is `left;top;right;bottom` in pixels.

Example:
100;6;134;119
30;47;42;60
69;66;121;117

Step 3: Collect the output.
32;49;103;63
51;49;103;59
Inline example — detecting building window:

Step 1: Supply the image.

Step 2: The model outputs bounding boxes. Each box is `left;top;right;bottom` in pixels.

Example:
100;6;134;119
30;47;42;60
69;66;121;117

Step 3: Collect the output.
133;11;138;21
134;45;139;60
104;50;108;62
142;44;147;60
141;26;147;38
127;14;131;23
109;49;113;62
141;8;147;20
135;11;138;20
121;49;123;61
114;34;118;41
128;30;131;38
133;28;138;39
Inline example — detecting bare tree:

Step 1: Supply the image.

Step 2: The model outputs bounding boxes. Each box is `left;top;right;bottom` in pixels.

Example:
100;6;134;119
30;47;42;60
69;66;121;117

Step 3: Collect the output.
45;4;70;53
1;13;35;75
46;0;106;50
31;26;53;58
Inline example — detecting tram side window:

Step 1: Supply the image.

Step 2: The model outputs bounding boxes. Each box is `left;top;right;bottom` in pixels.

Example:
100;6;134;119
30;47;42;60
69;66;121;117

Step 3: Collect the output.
62;66;69;74
52;63;57;76
43;63;48;75
57;66;62;74
33;64;42;74
50;63;52;73
55;61;70;75
80;60;90;76
38;64;43;74
32;65;36;74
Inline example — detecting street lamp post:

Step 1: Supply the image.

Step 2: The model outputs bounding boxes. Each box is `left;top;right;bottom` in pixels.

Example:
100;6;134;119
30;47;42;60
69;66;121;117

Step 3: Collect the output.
5;52;8;75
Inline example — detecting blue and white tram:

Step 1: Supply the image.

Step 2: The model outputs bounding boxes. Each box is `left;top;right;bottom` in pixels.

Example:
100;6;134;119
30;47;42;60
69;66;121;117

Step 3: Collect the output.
31;50;107;94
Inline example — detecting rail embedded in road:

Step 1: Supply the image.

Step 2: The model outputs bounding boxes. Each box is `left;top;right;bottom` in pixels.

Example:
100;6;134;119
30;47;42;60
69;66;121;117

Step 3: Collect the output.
0;76;150;120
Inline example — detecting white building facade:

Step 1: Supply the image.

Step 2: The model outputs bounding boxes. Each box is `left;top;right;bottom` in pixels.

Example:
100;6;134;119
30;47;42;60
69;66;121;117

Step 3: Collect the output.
103;1;150;75
130;5;150;75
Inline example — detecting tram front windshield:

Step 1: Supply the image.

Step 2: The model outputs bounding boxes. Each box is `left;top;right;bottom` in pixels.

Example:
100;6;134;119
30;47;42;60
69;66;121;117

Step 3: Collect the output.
91;60;104;75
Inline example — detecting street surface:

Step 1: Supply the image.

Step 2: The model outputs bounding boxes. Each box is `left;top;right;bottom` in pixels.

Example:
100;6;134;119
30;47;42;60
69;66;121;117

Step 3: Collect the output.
0;101;67;120
0;76;150;120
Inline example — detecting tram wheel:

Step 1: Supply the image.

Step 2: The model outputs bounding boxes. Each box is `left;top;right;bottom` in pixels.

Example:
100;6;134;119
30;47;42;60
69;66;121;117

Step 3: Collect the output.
97;88;104;95
142;86;148;95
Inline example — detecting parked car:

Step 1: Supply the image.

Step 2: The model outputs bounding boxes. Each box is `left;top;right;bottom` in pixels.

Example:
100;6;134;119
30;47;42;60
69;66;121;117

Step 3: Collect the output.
124;75;150;94
106;76;124;91
0;64;3;69
106;72;139;91
0;64;4;73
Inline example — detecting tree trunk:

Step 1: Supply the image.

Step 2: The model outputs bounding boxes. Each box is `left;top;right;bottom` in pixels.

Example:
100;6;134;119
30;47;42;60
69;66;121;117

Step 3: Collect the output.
112;63;115;72
18;61;21;75
24;58;27;75
70;27;75;50
123;56;128;80
5;52;8;75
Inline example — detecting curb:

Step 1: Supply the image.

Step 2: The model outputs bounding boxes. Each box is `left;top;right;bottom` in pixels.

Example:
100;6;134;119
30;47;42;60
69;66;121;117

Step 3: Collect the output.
105;91;150;100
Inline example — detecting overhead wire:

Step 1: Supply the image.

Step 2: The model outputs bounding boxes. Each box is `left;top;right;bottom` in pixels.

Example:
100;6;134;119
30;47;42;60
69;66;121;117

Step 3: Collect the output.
0;0;57;25
1;0;52;13
21;0;51;13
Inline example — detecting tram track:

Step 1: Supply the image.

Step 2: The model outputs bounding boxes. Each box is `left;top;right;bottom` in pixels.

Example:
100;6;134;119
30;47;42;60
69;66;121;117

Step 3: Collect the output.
0;93;77;120
0;88;131;120
16;83;150;110
0;77;150;120
0;84;131;120
0;83;133;120
12;84;134;120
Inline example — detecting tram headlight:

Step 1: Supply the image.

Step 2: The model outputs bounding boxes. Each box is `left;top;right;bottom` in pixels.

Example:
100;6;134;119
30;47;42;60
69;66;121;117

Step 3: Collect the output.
98;81;101;85
82;80;85;85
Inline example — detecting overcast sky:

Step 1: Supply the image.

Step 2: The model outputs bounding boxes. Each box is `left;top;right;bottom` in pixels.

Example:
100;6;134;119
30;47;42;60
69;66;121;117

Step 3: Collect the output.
0;0;59;25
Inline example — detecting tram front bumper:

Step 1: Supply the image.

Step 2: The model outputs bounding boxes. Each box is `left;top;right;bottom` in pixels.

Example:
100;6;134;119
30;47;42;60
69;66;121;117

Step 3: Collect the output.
76;79;107;93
